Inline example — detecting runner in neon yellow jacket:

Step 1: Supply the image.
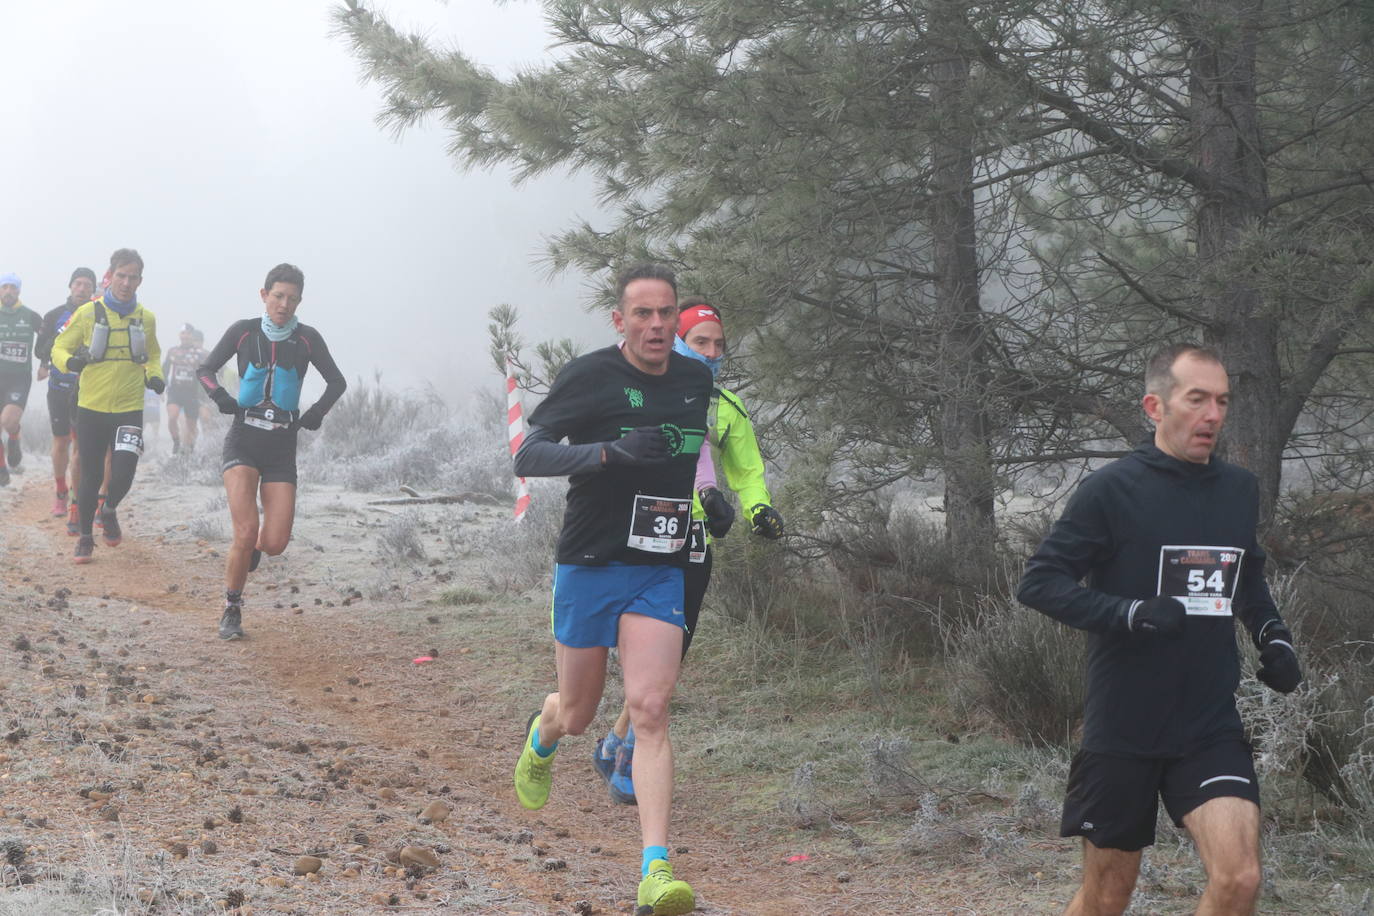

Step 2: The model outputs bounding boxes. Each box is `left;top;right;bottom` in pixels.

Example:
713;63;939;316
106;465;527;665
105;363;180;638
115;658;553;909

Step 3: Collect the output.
593;297;785;805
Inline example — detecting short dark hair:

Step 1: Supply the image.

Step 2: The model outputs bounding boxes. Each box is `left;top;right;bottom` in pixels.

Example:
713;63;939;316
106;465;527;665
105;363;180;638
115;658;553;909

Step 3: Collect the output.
108;248;143;274
1145;343;1224;397
614;263;676;305
263;263;305;293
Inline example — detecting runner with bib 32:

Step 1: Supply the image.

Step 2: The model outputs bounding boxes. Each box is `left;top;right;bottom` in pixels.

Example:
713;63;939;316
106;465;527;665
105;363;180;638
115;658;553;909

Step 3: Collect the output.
50;250;164;564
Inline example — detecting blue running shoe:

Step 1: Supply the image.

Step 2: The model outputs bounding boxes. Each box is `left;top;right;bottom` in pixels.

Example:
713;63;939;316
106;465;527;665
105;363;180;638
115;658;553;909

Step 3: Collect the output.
593;737;616;785
609;735;637;805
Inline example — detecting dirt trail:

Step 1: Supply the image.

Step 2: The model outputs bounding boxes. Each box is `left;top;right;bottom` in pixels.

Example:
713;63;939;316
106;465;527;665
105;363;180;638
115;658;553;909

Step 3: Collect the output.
1;468;941;915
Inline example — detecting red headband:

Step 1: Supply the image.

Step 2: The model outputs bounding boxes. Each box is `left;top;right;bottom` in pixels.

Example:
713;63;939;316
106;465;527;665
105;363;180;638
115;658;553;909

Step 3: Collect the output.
678;304;723;339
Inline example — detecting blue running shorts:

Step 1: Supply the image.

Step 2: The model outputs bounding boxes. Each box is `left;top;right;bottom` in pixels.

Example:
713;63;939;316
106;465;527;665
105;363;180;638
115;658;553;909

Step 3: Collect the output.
551;563;686;648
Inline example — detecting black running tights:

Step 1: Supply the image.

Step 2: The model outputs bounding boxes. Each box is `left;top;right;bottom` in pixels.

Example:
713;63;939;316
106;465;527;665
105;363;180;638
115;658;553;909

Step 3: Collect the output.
74;407;143;536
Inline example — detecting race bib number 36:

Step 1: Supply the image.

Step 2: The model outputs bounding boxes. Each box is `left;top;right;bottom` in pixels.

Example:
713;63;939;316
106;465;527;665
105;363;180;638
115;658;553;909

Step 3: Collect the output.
1157;545;1244;616
628;494;691;554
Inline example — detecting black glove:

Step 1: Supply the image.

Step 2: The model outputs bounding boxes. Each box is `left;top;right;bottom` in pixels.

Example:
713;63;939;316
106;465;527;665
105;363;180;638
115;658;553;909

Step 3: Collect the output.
65;352;88;373
749;504;785;540
605;426;669;466
211;389;238;415
145;376;165;394
296;406;325;431
699;487;735;538
1125;596;1185;636
1256;622;1302;694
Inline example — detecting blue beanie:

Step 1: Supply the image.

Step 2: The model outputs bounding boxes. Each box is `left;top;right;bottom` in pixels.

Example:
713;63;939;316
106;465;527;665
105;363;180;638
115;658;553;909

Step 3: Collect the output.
0;272;19;292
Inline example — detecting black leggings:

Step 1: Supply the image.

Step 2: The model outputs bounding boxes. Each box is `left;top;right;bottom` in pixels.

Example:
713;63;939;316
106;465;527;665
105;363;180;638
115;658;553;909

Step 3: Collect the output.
682;547;713;658
74;407;143;536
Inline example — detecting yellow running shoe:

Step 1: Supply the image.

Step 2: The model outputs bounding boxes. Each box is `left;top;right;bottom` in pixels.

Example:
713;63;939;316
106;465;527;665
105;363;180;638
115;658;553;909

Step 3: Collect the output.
636;859;695;915
514;712;555;810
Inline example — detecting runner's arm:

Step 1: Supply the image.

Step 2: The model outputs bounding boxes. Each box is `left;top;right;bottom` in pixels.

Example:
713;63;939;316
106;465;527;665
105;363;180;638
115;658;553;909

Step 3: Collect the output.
50;305;92;373
143;313;163;384
514;424;604;478
35;309;60;366
197;324;242;407
717;392;772;510
303;332;347;418
695;440;717;492
1016;481;1132;633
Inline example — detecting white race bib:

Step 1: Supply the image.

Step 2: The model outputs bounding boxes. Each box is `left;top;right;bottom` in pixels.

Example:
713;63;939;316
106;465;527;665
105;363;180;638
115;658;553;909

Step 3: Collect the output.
244;404;291;431
1156;545;1244;616
627;494;691;553
0;340;28;363
114;425;144;456
687;520;707;564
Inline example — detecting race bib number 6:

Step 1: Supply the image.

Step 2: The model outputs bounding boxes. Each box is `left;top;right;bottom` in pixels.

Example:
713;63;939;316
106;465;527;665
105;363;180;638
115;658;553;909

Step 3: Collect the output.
1157;545;1244;616
628;494;691;553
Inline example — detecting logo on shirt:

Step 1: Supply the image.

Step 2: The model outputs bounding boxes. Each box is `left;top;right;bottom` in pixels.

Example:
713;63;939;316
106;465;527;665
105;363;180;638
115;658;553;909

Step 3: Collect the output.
624;387;644;408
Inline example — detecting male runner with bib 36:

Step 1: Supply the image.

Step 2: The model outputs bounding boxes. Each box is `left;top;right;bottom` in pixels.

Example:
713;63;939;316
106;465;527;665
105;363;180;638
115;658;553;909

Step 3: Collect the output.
1017;344;1303;916
512;263;710;916
197;264;346;641
593;298;784;806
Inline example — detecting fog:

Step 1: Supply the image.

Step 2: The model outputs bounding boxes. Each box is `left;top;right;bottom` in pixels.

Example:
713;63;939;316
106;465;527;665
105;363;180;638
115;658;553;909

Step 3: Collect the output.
1;0;611;403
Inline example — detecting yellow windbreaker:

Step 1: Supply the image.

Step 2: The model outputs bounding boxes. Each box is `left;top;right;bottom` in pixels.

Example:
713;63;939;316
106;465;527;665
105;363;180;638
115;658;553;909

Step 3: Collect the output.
52;298;163;413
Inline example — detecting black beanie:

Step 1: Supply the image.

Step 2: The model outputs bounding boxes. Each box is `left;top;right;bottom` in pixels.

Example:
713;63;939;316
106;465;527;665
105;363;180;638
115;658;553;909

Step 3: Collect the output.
70;267;97;286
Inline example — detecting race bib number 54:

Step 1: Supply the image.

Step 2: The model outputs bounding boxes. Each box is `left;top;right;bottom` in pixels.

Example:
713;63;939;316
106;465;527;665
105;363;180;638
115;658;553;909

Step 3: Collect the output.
1157;546;1244;616
628;494;691;553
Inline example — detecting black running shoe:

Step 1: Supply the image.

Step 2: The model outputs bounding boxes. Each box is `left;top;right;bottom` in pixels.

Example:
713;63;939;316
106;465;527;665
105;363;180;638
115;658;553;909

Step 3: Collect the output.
0;464;8;487
100;506;122;547
74;535;95;565
249;548;262;572
5;436;20;469
218;604;244;640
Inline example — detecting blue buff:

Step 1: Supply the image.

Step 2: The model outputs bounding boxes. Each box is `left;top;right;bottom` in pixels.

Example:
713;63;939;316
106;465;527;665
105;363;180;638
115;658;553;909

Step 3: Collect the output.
673;335;722;378
642;846;669;876
532;724;558;758
261;313;298;342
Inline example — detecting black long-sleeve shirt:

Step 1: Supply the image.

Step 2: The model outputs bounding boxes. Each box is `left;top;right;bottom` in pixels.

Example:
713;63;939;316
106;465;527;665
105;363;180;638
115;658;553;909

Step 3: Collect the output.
1017;443;1283;757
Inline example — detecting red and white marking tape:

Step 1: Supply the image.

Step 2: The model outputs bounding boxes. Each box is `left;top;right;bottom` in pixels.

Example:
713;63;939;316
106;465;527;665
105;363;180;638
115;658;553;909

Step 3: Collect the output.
506;358;532;521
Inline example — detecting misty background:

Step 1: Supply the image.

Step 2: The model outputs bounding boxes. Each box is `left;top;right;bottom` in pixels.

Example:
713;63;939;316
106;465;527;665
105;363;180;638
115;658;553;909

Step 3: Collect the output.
1;0;608;403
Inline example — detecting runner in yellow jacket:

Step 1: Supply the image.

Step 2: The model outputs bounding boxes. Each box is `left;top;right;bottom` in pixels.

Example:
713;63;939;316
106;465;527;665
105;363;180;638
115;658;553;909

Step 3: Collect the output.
593;297;785;805
51;248;164;564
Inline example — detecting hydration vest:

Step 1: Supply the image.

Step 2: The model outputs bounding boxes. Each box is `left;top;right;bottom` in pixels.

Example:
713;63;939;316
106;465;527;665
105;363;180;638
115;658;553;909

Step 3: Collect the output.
88;301;148;364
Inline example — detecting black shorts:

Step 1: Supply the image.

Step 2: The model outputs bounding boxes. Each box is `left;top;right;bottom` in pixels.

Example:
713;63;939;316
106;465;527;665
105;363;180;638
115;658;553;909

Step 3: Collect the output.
1060;739;1260;851
47;384;78;437
0;373;31;410
167;385;203;411
222;421;298;485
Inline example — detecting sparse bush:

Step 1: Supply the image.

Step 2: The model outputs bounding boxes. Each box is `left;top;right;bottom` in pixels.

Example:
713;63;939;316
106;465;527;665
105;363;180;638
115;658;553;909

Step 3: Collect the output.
779;761;825;828
947;594;1086;747
477;483;562;594
379;510;427;561
187;516;224;541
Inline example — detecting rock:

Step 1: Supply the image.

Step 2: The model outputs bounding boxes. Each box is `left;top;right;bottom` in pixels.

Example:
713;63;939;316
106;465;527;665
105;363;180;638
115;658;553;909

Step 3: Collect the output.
260;875;288;888
169;842;189;859
293;856;323;875
837;870;853;883
418;801;450;824
201;840;218;855
378;787;397;800
398;846;440;869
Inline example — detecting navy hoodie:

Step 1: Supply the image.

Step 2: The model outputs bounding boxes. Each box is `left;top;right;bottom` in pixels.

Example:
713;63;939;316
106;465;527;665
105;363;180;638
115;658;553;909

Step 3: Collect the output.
1017;443;1283;757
